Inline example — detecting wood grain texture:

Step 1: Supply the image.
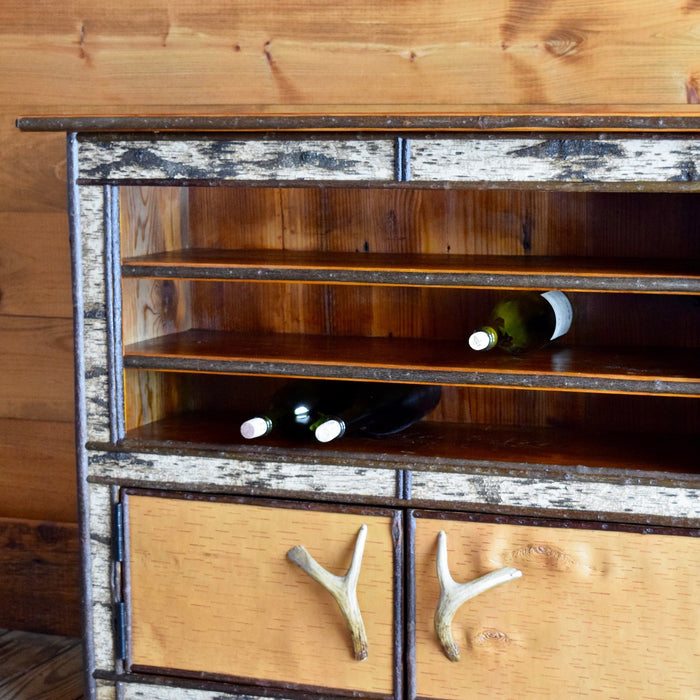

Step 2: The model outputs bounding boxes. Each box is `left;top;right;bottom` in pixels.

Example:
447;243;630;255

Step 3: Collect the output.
0;519;81;637
412;516;700;699
0;418;76;522
2;1;699;108
126;494;397;695
0;629;84;699
0;213;72;317
0;315;75;422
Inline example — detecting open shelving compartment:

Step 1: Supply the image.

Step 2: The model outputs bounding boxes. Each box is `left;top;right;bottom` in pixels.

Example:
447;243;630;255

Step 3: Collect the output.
118;181;700;482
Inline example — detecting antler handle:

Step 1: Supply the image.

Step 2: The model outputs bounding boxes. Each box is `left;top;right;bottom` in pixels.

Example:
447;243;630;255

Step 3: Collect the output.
287;524;369;661
435;530;522;662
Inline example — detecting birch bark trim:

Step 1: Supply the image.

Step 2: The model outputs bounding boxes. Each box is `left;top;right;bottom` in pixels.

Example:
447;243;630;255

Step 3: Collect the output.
78;137;396;182
410;137;700;185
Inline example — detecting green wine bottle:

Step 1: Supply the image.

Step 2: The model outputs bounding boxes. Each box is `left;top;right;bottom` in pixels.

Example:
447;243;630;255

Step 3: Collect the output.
312;383;442;443
468;291;573;354
240;379;358;440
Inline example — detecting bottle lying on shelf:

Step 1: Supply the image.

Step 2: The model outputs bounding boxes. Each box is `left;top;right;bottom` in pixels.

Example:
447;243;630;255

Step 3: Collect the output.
312;383;442;443
468;290;573;354
240;379;358;440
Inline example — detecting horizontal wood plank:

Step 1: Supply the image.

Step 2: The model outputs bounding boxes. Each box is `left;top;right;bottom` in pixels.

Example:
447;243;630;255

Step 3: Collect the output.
123;329;700;396
0;113;67;214
2;0;699;108
122;248;700;294
0;315;75;422
0;418;76;522
0;519;81;637
0;213;72;317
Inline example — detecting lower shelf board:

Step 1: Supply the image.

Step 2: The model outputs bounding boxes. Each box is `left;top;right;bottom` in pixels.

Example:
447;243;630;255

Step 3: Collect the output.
123;329;700;396
120;412;700;482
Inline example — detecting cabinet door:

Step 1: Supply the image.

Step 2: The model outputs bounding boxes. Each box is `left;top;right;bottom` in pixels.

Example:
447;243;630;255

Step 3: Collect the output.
411;513;700;699
124;491;400;697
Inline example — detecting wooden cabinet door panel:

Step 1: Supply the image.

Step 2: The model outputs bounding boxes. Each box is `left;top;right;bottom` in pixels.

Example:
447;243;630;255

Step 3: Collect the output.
412;513;700;700
125;492;399;697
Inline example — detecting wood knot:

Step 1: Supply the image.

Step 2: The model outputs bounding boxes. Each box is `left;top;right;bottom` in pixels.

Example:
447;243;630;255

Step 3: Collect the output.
544;29;584;58
507;543;588;572
470;628;512;650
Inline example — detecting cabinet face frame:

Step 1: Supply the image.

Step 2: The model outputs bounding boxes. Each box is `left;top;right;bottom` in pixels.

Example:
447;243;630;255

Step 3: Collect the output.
406;509;700;700
55;119;700;700
119;489;404;699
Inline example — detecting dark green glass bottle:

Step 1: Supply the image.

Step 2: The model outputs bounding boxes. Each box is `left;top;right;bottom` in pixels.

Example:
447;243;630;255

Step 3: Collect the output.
240;379;358;440
468;291;573;354
312;383;442;443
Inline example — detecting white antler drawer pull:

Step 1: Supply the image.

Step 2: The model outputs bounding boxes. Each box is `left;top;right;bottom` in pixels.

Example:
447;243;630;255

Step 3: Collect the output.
435;530;522;662
287;523;369;661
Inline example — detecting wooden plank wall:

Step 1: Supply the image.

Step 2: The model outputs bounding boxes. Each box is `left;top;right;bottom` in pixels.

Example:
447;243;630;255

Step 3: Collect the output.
1;0;698;635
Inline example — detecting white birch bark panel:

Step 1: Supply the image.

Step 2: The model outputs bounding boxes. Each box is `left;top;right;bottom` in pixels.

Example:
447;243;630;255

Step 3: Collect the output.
410;471;700;522
119;683;295;700
87;450;399;499
88;482;116;673
78;138;396;182
95;679;116;700
410;137;700;184
78;186;111;443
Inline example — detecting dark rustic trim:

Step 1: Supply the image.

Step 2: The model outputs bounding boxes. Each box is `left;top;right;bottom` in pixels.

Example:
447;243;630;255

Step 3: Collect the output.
404;510;418;700
409;508;700;538
104;186;125;443
16;114;700;133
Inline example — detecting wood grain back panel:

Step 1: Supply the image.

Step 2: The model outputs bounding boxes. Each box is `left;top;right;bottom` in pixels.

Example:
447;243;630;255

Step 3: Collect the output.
412;515;700;699
126;494;398;695
3;1;699;107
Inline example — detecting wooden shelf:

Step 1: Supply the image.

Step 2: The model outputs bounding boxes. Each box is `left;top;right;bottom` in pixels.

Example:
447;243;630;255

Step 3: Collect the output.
121;411;700;482
123;329;700;396
122;249;700;294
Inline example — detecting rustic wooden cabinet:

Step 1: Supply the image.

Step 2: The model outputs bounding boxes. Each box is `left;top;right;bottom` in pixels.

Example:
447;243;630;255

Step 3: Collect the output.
18;115;699;699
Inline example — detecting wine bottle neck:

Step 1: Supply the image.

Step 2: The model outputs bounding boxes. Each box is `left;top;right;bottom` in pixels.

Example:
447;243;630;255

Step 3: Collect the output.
469;326;498;351
240;415;273;439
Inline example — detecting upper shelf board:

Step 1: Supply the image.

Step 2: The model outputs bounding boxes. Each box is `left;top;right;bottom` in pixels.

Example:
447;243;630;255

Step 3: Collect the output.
122;250;700;294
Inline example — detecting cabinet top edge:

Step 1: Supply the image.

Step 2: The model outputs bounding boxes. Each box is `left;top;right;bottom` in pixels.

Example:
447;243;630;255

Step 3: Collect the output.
15;112;700;134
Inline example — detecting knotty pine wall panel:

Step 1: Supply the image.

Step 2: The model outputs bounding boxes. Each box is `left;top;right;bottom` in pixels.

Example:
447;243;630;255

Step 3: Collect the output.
0;0;697;634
